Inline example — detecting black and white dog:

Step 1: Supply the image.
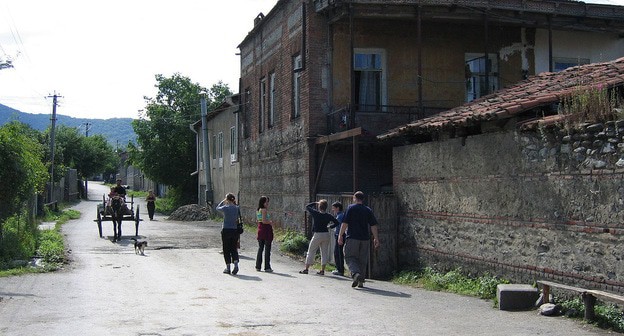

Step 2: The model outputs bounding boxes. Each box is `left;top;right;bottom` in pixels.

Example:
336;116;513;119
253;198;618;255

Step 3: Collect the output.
131;238;147;255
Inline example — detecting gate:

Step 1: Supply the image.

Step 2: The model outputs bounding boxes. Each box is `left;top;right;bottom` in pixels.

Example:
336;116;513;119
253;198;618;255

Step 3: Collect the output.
316;193;398;280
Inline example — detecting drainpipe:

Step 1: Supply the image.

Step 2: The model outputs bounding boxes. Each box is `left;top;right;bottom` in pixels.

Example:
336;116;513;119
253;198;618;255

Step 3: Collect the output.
200;94;214;207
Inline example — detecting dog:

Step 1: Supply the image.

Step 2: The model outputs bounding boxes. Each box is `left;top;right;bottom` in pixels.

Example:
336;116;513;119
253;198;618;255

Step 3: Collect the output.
131;238;147;255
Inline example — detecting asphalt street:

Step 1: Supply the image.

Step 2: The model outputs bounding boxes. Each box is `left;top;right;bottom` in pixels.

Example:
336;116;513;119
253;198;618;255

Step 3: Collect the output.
0;182;615;335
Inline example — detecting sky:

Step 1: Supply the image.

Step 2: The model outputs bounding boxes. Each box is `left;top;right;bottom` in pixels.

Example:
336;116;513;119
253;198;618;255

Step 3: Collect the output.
0;0;623;120
0;0;278;119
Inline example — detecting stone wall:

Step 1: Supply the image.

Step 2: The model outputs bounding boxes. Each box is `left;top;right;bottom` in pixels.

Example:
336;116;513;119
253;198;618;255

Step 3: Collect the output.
394;123;624;293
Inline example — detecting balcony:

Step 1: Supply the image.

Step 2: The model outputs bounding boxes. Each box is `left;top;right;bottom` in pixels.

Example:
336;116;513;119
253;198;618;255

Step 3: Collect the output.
326;104;448;136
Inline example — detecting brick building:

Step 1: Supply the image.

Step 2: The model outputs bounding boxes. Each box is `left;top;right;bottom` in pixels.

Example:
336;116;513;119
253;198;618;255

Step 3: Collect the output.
236;0;624;234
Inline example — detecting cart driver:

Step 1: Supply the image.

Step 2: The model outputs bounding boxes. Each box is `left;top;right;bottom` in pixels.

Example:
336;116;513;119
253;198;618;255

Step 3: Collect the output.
113;179;127;199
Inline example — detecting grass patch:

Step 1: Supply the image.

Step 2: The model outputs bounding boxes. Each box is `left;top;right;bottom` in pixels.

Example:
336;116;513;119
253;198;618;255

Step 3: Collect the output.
0;207;80;277
559;297;624;332
393;267;508;300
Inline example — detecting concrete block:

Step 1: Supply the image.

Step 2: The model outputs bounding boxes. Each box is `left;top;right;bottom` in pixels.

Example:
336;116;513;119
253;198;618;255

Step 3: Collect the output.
497;284;539;311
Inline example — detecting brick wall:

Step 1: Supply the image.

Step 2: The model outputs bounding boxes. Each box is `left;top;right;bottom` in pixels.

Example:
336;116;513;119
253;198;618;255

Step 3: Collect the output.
394;128;624;293
238;1;330;228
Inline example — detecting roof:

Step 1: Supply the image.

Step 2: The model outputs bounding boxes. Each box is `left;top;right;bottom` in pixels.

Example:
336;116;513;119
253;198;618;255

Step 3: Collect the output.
378;57;624;141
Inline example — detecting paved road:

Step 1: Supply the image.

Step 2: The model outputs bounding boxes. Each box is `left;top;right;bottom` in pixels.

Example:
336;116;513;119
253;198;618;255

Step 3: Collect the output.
0;182;614;335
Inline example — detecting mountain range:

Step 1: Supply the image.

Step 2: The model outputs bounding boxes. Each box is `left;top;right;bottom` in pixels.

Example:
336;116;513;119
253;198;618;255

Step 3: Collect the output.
0;103;137;147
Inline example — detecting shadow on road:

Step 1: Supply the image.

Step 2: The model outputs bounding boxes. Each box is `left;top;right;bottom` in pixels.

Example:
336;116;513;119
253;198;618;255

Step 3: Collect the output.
356;286;412;298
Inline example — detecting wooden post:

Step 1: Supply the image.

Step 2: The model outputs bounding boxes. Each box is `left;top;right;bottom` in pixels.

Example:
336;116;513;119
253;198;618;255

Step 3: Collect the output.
542;285;551;303
582;292;597;321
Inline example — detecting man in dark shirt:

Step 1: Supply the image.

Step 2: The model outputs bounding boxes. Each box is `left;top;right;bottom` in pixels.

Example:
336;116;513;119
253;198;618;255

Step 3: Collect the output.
113;179;126;198
338;191;380;288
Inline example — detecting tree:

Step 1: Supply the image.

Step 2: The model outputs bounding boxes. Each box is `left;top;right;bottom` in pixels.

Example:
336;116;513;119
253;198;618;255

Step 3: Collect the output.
130;74;232;206
51;125;118;196
0;122;48;245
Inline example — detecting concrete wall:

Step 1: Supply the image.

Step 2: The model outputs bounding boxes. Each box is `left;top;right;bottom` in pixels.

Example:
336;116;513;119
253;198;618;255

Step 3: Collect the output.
535;29;624;74
394;124;624;293
207;106;240;209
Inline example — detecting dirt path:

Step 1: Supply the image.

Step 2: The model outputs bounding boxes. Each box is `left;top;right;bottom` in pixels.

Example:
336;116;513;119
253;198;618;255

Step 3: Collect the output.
0;182;613;335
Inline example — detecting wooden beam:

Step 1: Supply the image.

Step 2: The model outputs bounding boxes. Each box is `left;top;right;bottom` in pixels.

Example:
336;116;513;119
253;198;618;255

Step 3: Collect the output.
315;127;363;144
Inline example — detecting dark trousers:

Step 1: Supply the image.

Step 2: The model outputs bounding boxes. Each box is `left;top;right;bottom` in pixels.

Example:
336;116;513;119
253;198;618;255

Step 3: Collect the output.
147;202;155;220
334;235;345;274
221;229;240;265
256;239;272;270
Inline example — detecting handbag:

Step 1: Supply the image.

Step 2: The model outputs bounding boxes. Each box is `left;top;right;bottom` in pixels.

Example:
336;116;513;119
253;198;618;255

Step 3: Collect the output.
237;210;244;234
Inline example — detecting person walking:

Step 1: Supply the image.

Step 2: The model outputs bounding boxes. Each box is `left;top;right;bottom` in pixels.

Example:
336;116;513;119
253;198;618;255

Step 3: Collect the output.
329;201;345;276
338;191;380;288
255;196;273;272
146;190;156;221
216;193;240;275
299;200;340;275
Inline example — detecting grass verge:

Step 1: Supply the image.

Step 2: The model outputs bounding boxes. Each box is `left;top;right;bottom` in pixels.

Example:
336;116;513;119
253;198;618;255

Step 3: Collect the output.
0;208;80;277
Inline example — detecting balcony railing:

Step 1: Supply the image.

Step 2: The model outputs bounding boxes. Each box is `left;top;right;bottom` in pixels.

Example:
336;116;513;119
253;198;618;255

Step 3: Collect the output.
326;104;448;136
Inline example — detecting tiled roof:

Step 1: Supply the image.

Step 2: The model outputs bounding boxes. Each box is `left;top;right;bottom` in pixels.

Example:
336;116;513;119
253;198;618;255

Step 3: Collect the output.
378;57;624;140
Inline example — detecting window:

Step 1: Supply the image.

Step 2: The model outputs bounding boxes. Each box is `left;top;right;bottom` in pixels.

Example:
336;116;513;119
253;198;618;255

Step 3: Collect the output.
269;72;276;127
230;126;237;163
212;135;217;160
292;54;302;118
354;50;385;111
553;57;590;72
218;132;223;168
243;88;251;139
465;53;499;102
259;78;266;133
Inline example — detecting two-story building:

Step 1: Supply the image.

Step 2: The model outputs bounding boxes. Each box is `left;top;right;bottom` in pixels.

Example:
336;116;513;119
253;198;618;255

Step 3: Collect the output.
236;0;624;233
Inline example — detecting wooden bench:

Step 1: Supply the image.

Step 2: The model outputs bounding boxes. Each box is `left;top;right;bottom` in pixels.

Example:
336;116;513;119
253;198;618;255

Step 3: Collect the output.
537;280;624;321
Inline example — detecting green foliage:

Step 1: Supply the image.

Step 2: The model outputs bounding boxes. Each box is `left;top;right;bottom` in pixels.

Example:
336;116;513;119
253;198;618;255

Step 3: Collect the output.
0;212;38;261
0;122;48;223
37;229;64;263
559;297;624;332
50;125;118;181
130;74;232;205
278;230;309;255
393;267;509;300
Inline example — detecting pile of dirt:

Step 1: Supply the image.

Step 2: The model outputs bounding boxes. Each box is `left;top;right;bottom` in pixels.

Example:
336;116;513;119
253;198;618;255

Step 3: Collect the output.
168;204;212;221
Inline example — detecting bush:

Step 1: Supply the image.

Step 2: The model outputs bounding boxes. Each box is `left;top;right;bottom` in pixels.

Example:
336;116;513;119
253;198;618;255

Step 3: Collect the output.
279;230;309;255
0;212;38;262
37;229;64;263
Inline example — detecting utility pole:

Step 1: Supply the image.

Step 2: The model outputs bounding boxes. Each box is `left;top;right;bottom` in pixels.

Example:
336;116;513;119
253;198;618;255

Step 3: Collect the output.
47;92;61;203
83;122;92;137
200;93;213;207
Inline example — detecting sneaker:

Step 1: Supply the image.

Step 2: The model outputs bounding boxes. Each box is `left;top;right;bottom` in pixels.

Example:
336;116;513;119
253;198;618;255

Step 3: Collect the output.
264;268;273;273
232;264;239;275
351;273;360;287
331;270;343;276
256;268;261;272
223;268;231;274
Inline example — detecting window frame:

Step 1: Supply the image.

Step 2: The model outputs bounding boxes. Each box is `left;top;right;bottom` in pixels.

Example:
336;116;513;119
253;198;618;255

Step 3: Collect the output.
269;71;276;128
259;77;266;133
353;48;387;111
292;54;303;119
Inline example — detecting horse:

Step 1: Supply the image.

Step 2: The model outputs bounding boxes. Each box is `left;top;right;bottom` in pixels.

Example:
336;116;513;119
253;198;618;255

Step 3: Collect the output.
107;196;125;242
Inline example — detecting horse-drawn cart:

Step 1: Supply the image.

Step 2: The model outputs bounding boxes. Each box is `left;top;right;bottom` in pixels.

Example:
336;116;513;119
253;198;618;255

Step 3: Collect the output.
94;194;142;241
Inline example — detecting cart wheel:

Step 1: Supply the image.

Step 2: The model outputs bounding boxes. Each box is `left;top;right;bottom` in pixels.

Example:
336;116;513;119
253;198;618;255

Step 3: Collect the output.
97;210;103;238
135;205;140;236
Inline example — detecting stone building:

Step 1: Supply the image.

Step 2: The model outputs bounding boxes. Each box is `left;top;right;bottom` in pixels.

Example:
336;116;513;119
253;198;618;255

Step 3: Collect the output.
236;0;624;238
379;57;624;293
191;95;241;208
